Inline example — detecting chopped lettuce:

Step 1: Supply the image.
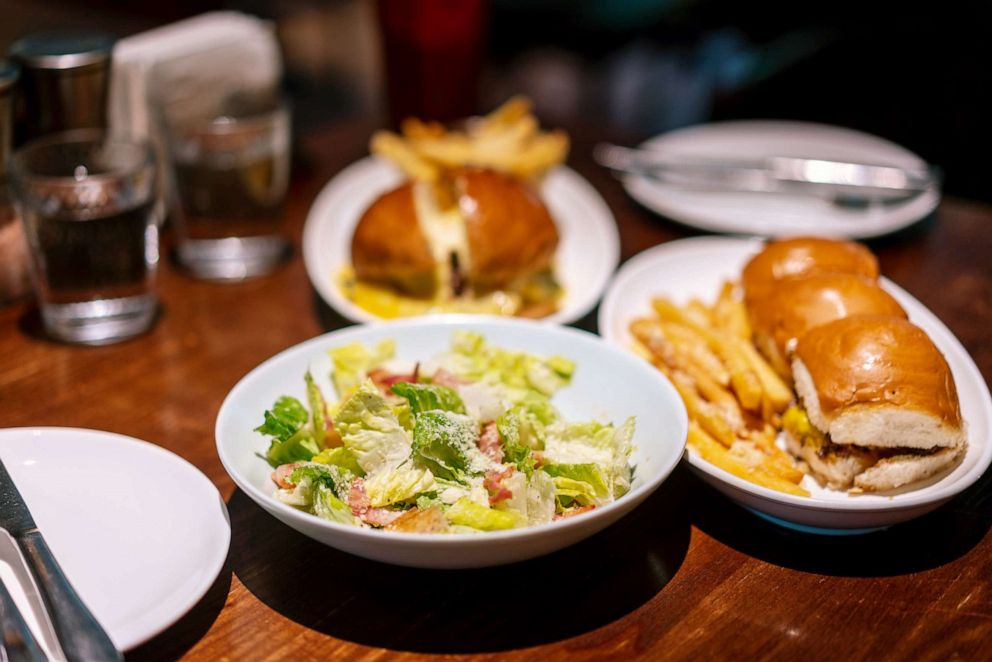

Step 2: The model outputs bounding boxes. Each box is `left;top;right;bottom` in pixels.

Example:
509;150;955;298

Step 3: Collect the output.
411;411;490;482
255;396;321;467
313;484;359;525
446;497;521;531
391;381;466;415
329;339;396;398
305;371;328;446
334;381;412;475
364;463;436;508
311;446;365;477
259;333;638;534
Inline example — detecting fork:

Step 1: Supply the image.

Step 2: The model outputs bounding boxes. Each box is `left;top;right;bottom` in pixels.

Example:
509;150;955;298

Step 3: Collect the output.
0;577;47;662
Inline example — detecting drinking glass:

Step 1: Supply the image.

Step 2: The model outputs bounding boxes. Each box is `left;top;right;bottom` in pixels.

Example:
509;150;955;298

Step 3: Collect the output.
162;99;290;280
8;130;159;344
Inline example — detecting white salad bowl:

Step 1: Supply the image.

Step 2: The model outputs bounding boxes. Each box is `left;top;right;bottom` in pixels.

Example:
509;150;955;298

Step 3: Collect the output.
216;316;687;568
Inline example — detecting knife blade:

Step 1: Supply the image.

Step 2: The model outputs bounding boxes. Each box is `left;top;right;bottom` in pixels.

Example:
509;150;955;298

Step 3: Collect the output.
0;458;121;662
593;143;937;203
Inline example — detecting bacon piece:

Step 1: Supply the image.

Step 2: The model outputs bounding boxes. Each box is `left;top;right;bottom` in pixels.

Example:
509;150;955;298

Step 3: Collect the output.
478;421;504;464
368;368;417;395
484;467;515;504
432;368;469;388
346;477;403;527
271;462;303;489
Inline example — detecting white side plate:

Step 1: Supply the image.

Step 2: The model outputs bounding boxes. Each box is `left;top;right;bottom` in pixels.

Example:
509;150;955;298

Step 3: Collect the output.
599;237;992;532
303;157;620;324
0;428;230;650
623;121;940;238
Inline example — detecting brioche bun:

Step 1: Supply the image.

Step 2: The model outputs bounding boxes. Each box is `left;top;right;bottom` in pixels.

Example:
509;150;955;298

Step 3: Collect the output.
351;183;436;297
351;168;559;299
455;169;558;291
786;314;966;492
742;236;879;303
747;274;907;379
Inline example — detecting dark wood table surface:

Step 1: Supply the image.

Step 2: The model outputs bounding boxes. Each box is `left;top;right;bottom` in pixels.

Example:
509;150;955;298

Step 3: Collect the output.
1;120;990;661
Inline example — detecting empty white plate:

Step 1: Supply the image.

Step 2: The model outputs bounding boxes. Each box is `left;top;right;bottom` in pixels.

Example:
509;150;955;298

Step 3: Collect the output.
0;428;230;651
303;157;620;324
622;121;940;238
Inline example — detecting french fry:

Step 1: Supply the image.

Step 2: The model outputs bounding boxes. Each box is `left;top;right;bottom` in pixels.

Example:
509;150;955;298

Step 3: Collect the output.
712;282;752;341
688;424;809;497
400;117;446;140
475;95;532;133
736;337;793;412
658;321;730;386
652;298;762;411
370;131;440;182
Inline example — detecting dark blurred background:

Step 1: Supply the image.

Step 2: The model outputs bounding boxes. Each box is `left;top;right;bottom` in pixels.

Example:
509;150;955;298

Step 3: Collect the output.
2;0;988;200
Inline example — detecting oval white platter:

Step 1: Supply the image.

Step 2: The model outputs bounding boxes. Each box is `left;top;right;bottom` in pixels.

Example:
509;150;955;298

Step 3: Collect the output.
599;236;992;533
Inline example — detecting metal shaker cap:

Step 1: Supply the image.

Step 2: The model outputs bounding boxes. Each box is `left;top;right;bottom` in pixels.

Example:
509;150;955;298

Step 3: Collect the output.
0;60;18;93
10;31;115;70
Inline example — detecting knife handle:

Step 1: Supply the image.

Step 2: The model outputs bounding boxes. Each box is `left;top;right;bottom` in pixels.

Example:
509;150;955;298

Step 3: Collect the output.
0;577;47;662
19;532;121;662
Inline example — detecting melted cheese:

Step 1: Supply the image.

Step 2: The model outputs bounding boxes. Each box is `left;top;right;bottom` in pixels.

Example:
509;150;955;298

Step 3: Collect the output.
412;181;470;298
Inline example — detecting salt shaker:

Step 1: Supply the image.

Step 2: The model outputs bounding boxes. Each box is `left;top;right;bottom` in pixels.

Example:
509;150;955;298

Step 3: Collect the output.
9;30;115;141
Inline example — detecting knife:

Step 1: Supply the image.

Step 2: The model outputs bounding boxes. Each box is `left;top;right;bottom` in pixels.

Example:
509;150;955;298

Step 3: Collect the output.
594;142;937;203
0;458;121;662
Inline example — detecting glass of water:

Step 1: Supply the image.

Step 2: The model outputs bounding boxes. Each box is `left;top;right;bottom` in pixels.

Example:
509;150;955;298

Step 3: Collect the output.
162;98;290;280
8;130;159;345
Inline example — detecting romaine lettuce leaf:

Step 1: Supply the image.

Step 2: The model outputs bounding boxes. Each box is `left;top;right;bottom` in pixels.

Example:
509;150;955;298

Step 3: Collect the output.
542;463;610;500
526;469;556;525
329;339;396;398
543;417;636;500
334;381;412;475
255;396;321;467
552;476;598;508
313;484;359;525
411;411;490;482
445;497;521;531
391;381;466;415
311;447;365;477
305;370;327;446
364;463;436;508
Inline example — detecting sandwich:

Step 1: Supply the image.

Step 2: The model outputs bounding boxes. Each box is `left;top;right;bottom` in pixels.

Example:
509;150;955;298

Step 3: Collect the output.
350;167;560;317
741;236;879;304
746;273;907;380
784;314;966;492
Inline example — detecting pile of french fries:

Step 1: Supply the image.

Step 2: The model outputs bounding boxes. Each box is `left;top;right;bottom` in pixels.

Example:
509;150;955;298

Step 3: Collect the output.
370;96;569;182
630;283;809;496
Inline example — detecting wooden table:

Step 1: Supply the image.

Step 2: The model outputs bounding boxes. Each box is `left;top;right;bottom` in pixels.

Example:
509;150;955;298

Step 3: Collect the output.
1;120;990;660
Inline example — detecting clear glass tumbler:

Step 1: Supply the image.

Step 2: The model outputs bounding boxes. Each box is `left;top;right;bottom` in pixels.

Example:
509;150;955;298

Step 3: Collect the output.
162;100;290;280
8;130;159;344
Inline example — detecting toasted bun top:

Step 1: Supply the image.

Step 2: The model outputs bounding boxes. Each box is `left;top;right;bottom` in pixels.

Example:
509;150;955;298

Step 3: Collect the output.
748;274;907;358
455;169;558;290
793;315;962;429
742;237;879;302
351;183;436;297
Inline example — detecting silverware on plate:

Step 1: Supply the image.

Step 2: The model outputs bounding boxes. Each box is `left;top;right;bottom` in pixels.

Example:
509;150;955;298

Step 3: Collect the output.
0;458;121;662
594;142;937;204
0;567;47;662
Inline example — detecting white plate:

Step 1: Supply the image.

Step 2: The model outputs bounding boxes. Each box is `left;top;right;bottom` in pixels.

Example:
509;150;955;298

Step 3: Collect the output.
0;428;230;651
216;316;687;568
599;237;992;533
303;157;620;324
623;121;940;239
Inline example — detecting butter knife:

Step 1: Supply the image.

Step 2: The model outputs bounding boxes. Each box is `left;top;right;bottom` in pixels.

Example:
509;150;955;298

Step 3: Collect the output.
0;458;121;662
594;142;936;203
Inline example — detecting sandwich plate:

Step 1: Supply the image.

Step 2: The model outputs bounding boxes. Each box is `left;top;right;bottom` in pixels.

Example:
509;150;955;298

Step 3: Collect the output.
303;156;620;324
598;236;992;533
